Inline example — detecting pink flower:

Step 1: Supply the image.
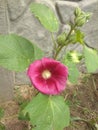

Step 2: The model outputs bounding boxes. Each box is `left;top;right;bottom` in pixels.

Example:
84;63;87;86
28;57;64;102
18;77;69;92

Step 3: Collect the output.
27;58;68;95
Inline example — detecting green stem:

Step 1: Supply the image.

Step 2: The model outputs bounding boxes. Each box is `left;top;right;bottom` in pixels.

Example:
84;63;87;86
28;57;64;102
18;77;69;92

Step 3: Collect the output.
53;24;76;60
53;44;64;59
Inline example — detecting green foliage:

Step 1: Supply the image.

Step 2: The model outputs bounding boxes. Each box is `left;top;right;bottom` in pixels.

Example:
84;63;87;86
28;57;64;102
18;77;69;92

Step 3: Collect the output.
0;108;5;130
0;123;5;130
33;44;44;60
67;62;80;84
0;108;4;120
74;7;81;17
63;51;80;83
18;101;30;121
0;34;44;72
0;5;97;130
66;51;82;63
30;3;59;32
57;32;66;45
23;94;70;130
69;30;85;44
74;7;92;27
84;45;98;72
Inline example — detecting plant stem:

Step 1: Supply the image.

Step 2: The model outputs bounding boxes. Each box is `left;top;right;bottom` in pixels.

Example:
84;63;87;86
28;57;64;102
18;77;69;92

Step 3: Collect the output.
53;24;76;60
53;44;64;59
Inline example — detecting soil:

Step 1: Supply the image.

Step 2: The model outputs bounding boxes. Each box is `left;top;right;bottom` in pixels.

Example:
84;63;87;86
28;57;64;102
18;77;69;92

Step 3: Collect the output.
0;74;98;130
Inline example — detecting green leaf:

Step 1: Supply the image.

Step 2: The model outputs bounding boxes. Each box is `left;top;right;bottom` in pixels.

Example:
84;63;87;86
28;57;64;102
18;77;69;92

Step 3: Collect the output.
66;61;79;83
33;44;44;60
75;30;84;44
0;34;43;72
0;108;5;130
0;123;5;130
0;108;4;120
69;30;84;44
18;101;30;121
74;10;92;27
18;111;30;121
63;53;80;83
66;51;82;63
30;3;59;32
84;45;98;72
23;94;70;130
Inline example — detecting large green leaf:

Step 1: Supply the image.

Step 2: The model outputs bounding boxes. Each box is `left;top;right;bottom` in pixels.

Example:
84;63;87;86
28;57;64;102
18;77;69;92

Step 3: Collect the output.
30;3;59;32
0;34;44;72
84;45;98;72
23;94;70;130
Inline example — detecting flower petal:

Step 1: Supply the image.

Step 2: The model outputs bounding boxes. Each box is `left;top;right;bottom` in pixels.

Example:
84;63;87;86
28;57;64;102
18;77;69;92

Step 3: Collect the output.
27;57;68;95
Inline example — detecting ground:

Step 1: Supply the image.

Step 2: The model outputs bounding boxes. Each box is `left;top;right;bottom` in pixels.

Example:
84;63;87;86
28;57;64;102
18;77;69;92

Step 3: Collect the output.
0;74;98;130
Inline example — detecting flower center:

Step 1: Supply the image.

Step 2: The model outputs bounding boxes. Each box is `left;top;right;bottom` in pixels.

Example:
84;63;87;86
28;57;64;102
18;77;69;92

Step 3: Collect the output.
42;70;51;79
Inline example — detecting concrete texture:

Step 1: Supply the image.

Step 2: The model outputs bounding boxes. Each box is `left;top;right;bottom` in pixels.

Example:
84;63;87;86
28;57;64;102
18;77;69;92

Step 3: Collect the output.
0;0;98;102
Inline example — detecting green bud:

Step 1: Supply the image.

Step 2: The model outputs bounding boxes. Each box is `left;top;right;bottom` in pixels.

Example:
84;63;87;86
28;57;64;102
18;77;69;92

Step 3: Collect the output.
57;32;66;45
74;7;82;17
69;30;84;44
69;32;76;43
75;11;92;27
75;15;86;26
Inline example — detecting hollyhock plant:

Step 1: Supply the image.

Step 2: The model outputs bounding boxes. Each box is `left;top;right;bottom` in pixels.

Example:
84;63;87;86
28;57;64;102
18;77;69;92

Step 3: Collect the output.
27;57;68;95
0;4;93;129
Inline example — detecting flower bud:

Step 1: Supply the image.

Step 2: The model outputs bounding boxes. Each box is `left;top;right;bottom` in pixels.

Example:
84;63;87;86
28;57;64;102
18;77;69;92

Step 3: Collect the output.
57;32;66;45
75;15;86;26
75;11;92;27
74;7;81;17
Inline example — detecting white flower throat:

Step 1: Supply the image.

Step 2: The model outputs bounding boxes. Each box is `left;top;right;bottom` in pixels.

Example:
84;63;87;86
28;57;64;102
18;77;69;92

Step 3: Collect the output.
42;70;51;79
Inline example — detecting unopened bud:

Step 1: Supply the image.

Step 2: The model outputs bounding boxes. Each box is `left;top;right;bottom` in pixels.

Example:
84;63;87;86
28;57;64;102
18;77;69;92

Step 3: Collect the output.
75;15;86;26
74;7;81;17
57;32;66;45
75;11;92;27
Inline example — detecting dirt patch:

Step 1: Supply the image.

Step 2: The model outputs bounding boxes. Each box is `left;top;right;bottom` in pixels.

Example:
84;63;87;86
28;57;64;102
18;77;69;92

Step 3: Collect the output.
64;74;98;130
0;74;98;130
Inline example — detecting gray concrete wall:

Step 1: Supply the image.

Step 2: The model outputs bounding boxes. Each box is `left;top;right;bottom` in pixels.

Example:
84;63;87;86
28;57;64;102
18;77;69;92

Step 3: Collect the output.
0;0;98;102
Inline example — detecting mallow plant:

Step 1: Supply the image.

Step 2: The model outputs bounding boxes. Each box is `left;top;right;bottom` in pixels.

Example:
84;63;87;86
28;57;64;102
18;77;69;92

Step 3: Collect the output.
0;2;97;130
